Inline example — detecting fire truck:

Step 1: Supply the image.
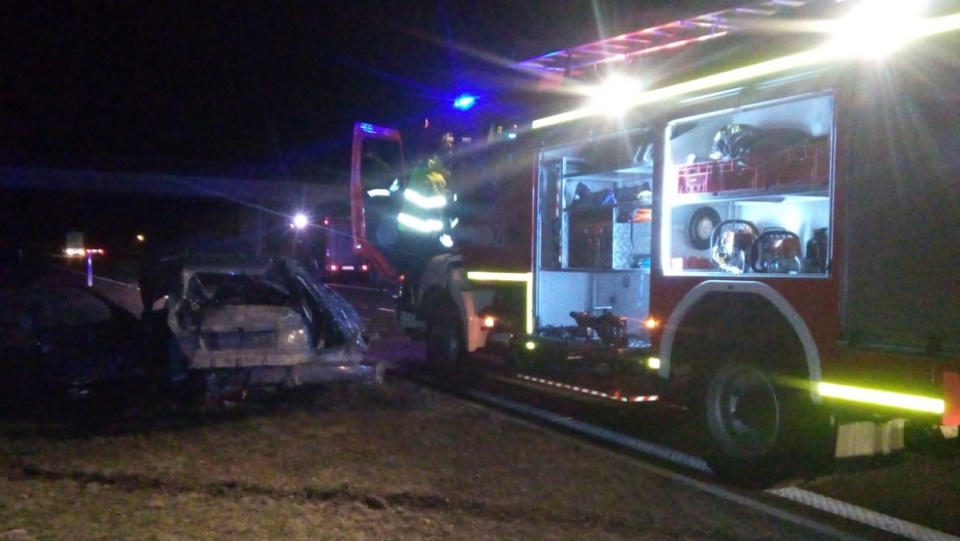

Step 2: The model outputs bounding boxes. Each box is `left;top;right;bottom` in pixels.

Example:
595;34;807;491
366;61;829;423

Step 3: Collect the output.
391;0;960;486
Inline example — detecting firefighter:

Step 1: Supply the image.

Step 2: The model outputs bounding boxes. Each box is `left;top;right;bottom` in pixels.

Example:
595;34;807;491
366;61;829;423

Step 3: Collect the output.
397;132;452;237
395;131;454;312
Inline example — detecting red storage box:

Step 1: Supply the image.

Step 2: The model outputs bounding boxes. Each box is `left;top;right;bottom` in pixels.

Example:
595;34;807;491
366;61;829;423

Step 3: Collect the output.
676;140;829;195
677;162;715;194
771;140;830;187
717;156;763;191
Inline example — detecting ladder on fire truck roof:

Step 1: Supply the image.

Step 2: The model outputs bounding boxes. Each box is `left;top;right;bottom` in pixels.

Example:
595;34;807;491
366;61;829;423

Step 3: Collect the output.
510;0;830;77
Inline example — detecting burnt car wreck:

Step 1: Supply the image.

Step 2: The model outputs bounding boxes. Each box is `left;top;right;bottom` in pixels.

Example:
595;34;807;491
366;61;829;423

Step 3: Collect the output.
141;253;383;402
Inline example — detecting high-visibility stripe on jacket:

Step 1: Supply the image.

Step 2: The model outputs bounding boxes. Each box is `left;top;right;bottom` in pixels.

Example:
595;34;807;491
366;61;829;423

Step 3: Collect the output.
398;157;448;234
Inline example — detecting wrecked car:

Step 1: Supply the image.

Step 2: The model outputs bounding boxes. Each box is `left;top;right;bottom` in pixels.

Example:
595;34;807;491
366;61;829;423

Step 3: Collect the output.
141;253;383;402
0;270;158;418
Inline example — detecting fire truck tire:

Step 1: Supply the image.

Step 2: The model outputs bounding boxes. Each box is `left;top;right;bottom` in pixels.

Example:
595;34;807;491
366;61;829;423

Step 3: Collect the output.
425;307;469;389
703;361;800;488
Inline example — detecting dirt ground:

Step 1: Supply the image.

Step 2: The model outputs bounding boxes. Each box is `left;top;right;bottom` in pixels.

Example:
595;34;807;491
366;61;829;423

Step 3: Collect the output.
0;378;842;541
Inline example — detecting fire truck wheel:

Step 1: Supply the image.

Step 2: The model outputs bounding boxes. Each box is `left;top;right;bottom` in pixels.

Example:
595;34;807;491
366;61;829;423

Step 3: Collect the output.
425;309;468;389
703;362;797;487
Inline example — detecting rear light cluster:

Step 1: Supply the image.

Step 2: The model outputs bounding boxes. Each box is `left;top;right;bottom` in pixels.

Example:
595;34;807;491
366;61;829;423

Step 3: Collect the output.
326;263;370;273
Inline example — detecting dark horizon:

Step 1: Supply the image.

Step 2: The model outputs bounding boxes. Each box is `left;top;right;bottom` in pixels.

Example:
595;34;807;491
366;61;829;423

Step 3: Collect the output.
2;1;695;171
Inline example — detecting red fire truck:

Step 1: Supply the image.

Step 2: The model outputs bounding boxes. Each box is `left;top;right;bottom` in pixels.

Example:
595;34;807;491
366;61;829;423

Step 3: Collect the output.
393;0;960;485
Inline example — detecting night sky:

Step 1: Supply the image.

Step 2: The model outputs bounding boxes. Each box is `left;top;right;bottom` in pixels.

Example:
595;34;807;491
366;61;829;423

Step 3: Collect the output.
1;1;705;175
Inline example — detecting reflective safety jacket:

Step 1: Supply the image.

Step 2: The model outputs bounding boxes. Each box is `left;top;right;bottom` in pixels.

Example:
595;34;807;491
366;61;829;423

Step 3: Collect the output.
397;156;449;234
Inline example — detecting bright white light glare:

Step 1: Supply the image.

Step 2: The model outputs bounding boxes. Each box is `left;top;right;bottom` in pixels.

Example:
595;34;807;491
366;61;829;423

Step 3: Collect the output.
367;188;391;198
292;213;309;230
439;234;454;248
826;0;930;58
532;6;960;130
588;74;643;117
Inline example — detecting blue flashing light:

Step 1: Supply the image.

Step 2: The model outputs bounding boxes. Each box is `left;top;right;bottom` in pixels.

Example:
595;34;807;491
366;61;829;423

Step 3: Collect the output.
453;94;477;111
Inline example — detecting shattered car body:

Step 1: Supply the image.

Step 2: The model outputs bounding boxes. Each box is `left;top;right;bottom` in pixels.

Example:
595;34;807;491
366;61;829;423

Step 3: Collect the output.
143;253;383;399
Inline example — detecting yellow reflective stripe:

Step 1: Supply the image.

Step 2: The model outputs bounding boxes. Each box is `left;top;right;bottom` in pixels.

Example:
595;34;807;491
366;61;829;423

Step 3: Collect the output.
818;382;945;414
397;212;443;233
403;188;447;209
466;271;529;282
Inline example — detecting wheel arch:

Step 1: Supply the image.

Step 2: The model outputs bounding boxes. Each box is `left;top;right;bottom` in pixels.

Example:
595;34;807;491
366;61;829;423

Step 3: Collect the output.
418;253;489;353
658;280;822;404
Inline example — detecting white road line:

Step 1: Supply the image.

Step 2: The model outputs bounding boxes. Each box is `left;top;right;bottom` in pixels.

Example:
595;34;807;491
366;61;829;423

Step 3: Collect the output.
94;276;139;288
469;389;958;541
769;488;960;541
